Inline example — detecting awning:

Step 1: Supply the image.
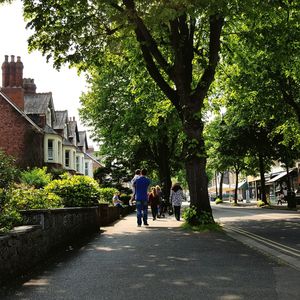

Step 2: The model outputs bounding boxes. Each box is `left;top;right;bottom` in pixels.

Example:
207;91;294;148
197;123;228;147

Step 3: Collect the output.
238;181;247;189
267;170;293;183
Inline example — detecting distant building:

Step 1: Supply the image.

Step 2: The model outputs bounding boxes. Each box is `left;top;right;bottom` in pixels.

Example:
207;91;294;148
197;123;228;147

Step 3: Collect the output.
0;54;102;177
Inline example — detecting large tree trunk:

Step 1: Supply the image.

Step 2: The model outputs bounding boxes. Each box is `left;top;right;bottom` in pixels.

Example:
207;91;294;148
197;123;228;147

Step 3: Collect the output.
183;118;211;214
186;156;211;213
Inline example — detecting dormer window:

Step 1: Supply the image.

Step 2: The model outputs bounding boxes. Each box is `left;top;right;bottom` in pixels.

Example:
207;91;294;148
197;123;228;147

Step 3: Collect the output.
46;107;52;126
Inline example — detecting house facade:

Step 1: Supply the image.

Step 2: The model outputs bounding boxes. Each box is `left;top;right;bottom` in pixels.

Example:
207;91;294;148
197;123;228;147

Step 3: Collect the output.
0;55;101;177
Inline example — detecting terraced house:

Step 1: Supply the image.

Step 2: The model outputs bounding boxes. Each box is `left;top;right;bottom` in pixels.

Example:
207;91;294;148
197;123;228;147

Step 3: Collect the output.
0;55;101;177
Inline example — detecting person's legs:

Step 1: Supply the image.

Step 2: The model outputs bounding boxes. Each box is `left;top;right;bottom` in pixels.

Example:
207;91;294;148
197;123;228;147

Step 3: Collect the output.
174;205;181;221
142;200;148;225
153;205;158;219
136;201;142;226
151;205;156;220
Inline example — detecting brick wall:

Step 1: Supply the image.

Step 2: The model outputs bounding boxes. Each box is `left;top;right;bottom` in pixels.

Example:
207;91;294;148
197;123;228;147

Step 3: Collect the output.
0;94;43;168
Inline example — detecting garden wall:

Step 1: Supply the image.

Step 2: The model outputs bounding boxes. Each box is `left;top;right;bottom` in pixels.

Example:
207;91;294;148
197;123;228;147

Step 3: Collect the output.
0;206;100;283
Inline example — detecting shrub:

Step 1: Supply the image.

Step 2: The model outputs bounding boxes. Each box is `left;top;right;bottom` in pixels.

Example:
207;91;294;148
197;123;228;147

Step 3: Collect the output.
0;207;22;233
99;187;118;205
45;175;101;207
20;167;52;188
0;150;18;189
7;186;63;210
183;206;215;226
215;198;223;204
48;168;66;180
257;200;269;207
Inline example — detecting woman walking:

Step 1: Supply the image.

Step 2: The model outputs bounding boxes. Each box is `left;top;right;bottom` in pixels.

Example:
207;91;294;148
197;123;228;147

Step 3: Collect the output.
148;186;160;220
170;183;184;221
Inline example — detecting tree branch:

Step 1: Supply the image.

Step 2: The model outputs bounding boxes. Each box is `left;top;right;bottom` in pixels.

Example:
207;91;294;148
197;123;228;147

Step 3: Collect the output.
192;14;224;101
122;0;173;78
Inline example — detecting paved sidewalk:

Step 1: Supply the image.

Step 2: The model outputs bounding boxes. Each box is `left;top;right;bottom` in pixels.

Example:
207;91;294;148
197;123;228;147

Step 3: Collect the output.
1;212;299;299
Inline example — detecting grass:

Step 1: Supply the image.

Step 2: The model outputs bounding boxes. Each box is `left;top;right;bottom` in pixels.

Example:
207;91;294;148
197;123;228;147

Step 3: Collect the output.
181;221;223;232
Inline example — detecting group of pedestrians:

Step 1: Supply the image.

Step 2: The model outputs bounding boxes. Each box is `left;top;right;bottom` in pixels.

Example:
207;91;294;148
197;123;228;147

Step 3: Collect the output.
131;168;184;226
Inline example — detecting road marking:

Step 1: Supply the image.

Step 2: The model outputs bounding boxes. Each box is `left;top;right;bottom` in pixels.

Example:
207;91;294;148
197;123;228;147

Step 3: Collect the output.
226;226;300;257
223;225;300;271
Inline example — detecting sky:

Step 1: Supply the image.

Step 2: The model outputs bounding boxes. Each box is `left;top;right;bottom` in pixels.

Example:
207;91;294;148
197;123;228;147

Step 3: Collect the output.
0;1;97;148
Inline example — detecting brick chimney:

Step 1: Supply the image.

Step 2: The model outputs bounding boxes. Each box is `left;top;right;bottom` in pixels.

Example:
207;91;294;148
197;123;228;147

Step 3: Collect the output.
2;55;9;87
1;55;24;110
23;78;37;94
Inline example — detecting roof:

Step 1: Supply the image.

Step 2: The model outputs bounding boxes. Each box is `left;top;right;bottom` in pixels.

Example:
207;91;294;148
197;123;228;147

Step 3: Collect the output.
78;131;88;148
0;90;43;133
267;169;294;183
62;138;76;147
44;124;59;135
24;92;54;114
53;110;68;130
84;152;103;167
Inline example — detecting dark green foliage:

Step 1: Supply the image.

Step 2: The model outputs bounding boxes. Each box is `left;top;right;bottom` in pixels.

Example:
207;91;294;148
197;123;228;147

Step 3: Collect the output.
45;175;101;207
0;150;18;189
48;168;66;180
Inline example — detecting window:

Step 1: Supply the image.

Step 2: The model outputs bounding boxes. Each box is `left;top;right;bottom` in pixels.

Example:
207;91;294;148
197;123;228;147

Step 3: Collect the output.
65;150;70;167
85;162;89;175
58;141;61;162
48;139;54;161
76;156;80;172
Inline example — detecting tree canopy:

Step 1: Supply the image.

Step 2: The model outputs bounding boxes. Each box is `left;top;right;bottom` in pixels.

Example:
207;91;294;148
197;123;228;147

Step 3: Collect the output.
2;0;299;218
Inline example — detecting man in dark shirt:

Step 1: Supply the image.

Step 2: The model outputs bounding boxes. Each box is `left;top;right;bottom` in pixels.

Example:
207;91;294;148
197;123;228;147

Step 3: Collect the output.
134;168;151;226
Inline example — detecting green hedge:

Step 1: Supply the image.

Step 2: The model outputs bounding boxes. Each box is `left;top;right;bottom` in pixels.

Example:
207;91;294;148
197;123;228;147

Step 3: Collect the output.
45;175;101;207
99;187;118;205
7;186;63;210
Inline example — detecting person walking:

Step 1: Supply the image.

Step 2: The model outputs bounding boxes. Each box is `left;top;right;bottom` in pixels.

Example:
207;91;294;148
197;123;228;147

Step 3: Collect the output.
148;187;160;220
134;168;151;226
170;183;184;221
130;169;141;205
156;185;165;218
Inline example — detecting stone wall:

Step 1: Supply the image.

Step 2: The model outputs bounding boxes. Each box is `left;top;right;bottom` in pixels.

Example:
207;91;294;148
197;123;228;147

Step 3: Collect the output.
0;207;100;283
0;205;135;283
99;203;136;226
